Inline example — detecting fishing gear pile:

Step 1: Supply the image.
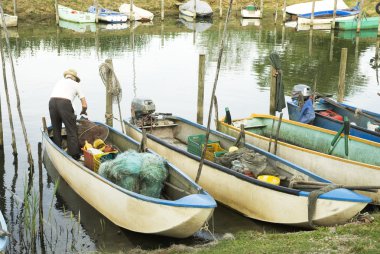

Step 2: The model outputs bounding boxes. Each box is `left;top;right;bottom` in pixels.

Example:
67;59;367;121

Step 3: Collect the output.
77;119;109;148
98;151;168;198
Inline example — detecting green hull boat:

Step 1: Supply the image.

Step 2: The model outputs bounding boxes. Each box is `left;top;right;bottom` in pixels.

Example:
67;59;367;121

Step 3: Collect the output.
336;16;379;30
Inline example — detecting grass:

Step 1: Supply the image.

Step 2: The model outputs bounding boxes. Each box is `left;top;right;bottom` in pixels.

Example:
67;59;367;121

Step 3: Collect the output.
0;0;378;21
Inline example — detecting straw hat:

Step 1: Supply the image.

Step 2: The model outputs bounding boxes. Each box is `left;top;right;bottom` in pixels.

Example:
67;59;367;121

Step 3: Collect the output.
63;69;80;82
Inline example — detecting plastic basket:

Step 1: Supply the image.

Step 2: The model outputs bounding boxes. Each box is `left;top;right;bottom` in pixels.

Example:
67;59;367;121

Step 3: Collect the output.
203;143;226;162
83;149;118;173
187;134;219;156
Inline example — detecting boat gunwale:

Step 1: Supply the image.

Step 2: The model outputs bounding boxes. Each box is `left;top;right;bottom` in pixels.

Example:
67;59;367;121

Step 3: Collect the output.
226;114;380;171
41;123;216;209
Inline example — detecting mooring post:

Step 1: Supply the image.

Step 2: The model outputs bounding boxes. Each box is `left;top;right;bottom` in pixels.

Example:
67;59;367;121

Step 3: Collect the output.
260;0;264;18
219;0;222;18
161;0;164;21
13;0;17;17
274;0;278;24
105;59;113;127
331;0;338;29
0;93;3;149
282;0;287;23
197;54;206;125
269;66;277;116
55;0;59;25
309;29;313;56
329;31;334;62
310;0;316;27
337;48;348;103
130;0;134;21
38;141;44;236
95;0;99;23
356;0;364;33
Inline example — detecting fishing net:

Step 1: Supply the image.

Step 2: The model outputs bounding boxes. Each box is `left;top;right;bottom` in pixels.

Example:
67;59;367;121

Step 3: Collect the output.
77;119;109;148
99;151;142;192
98;151;168;197
140;153;168;198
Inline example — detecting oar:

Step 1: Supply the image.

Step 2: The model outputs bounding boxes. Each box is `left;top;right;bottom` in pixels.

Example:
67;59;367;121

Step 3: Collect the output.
343;116;350;156
267;118;276;153
273;112;283;155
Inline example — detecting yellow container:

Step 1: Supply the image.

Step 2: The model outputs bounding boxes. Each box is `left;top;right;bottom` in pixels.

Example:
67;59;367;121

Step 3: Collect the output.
258;175;280;186
93;139;106;151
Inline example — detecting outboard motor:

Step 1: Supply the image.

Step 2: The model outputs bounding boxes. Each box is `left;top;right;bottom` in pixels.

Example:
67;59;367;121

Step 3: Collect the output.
291;84;312;101
131;98;156;126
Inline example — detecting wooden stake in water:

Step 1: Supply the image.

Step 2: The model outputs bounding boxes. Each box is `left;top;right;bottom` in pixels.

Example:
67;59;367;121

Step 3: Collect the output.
356;0;364;33
329;30;334;62
95;0;99;23
105;59;113;127
219;0;222;18
309;28;313;56
193;0;197;18
269;66;277;116
331;0;338;29
55;0;59;25
337;48;348;103
13;0;17;17
282;0;287;23
197;54;206;125
310;0;316;27
161;0;164;21
260;0;264;18
195;0;234;184
274;0;278;24
130;0;134;21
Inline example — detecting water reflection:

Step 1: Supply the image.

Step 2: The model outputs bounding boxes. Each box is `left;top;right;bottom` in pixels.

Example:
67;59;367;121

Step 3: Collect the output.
58;20;96;33
178;14;213;32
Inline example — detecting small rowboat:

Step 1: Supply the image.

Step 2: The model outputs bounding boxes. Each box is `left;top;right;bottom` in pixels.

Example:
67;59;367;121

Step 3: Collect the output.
42;122;216;238
297;9;358;25
124;115;370;227
217;114;380;204
287;98;380;143
285;0;349;16
179;0;213;18
88;6;128;23
0;210;9;252
119;4;154;22
58;5;96;23
0;14;17;27
336;16;380;30
241;4;261;19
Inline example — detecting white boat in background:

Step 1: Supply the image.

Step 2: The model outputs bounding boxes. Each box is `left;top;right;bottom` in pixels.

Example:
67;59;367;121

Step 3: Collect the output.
241;4;261;19
0;14;17;27
88;6;128;23
58;4;96;23
297;11;358;25
179;0;213;18
285;0;349;16
119;3;154;22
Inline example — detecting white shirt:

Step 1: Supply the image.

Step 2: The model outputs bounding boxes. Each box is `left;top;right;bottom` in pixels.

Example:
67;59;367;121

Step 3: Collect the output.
50;78;85;102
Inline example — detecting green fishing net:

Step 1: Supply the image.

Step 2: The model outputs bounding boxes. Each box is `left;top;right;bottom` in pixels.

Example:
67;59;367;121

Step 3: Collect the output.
140;153;168;198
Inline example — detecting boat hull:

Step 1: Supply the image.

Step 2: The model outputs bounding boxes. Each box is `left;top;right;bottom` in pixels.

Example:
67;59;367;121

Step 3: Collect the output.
124;117;369;227
217;114;380;204
285;0;349;16
58;5;96;23
336;16;380;30
241;9;261;19
297;14;357;25
42;125;215;238
0;14;17;27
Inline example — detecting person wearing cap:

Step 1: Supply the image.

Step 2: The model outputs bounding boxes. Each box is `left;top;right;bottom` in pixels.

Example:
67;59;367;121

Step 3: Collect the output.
49;69;88;160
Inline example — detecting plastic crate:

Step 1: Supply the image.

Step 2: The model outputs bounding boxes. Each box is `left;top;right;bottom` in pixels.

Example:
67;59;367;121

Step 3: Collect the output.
187;134;220;156
204;143;226;162
83;149;118;173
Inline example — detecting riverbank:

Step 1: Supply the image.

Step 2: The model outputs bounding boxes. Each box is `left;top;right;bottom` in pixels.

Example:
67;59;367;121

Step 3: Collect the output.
1;0;377;22
130;211;380;254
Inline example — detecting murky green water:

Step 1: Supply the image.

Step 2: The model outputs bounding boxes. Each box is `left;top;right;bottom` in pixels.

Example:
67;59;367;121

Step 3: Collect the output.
0;15;378;253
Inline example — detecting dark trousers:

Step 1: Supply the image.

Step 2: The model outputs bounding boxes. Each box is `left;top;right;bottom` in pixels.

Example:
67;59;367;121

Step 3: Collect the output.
49;98;80;157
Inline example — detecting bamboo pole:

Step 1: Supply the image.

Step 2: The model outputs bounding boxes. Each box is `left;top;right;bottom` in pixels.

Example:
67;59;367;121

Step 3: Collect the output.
213;95;219;128
260;0;263;18
0;15;16;155
269;67;277;115
13;0;17;17
130;0;134;21
105;59;113;127
161;0;164;21
55;0;59;25
282;0;287;23
356;0;364;33
193;0;197;18
309;28;313;56
331;0;338;29
197;54;206;125
0;7;33;166
219;0;222;18
337;48;348;103
38;141;44;246
95;0;99;23
310;0;316;27
329;30;334;62
195;0;234;184
274;0;278;24
281;24;285;48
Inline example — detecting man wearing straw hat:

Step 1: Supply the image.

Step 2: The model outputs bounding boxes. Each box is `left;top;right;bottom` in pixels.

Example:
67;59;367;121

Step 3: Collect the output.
49;69;88;160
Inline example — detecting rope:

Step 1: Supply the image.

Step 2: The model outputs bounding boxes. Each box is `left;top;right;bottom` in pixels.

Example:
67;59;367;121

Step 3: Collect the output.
269;53;286;112
308;184;343;228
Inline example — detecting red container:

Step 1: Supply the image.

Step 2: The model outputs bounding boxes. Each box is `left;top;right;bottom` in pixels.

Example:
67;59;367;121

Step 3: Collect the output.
319;110;343;121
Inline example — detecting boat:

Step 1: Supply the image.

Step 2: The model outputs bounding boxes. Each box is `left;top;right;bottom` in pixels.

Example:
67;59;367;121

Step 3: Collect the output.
287;86;380;143
179;0;213;18
88;6;128;23
0;210;9;252
335;16;380;30
217;113;380;204
58;20;96;33
58;4;96;23
285;0;349;17
119;3;154;22
241;4;261;19
297;9;359;25
123;99;371;227
0;14;17;27
42;120;216;238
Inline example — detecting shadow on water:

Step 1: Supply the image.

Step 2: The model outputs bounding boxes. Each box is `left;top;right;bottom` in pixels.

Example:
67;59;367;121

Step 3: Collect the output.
43;149;297;252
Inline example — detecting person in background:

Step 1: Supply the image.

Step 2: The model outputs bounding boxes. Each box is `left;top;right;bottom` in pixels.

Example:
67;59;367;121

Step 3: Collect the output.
49;69;88;160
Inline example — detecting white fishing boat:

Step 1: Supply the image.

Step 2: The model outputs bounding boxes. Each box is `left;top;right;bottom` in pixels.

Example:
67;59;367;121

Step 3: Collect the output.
179;0;213;18
0;14;17;27
297;9;358;25
58;4;96;23
88;6;128;23
285;0;349;16
241;4;261;19
119;3;154;22
42;121;216;238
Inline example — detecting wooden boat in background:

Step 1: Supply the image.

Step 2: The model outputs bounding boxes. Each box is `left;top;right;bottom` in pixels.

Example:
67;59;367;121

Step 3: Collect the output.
0;14;17;27
217;114;380;204
119;3;154;22
241;4;261;19
124;115;371;227
88;6;128;23
287;98;380;143
179;0;213;18
42;122;216;238
58;5;95;23
336;16;380;30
